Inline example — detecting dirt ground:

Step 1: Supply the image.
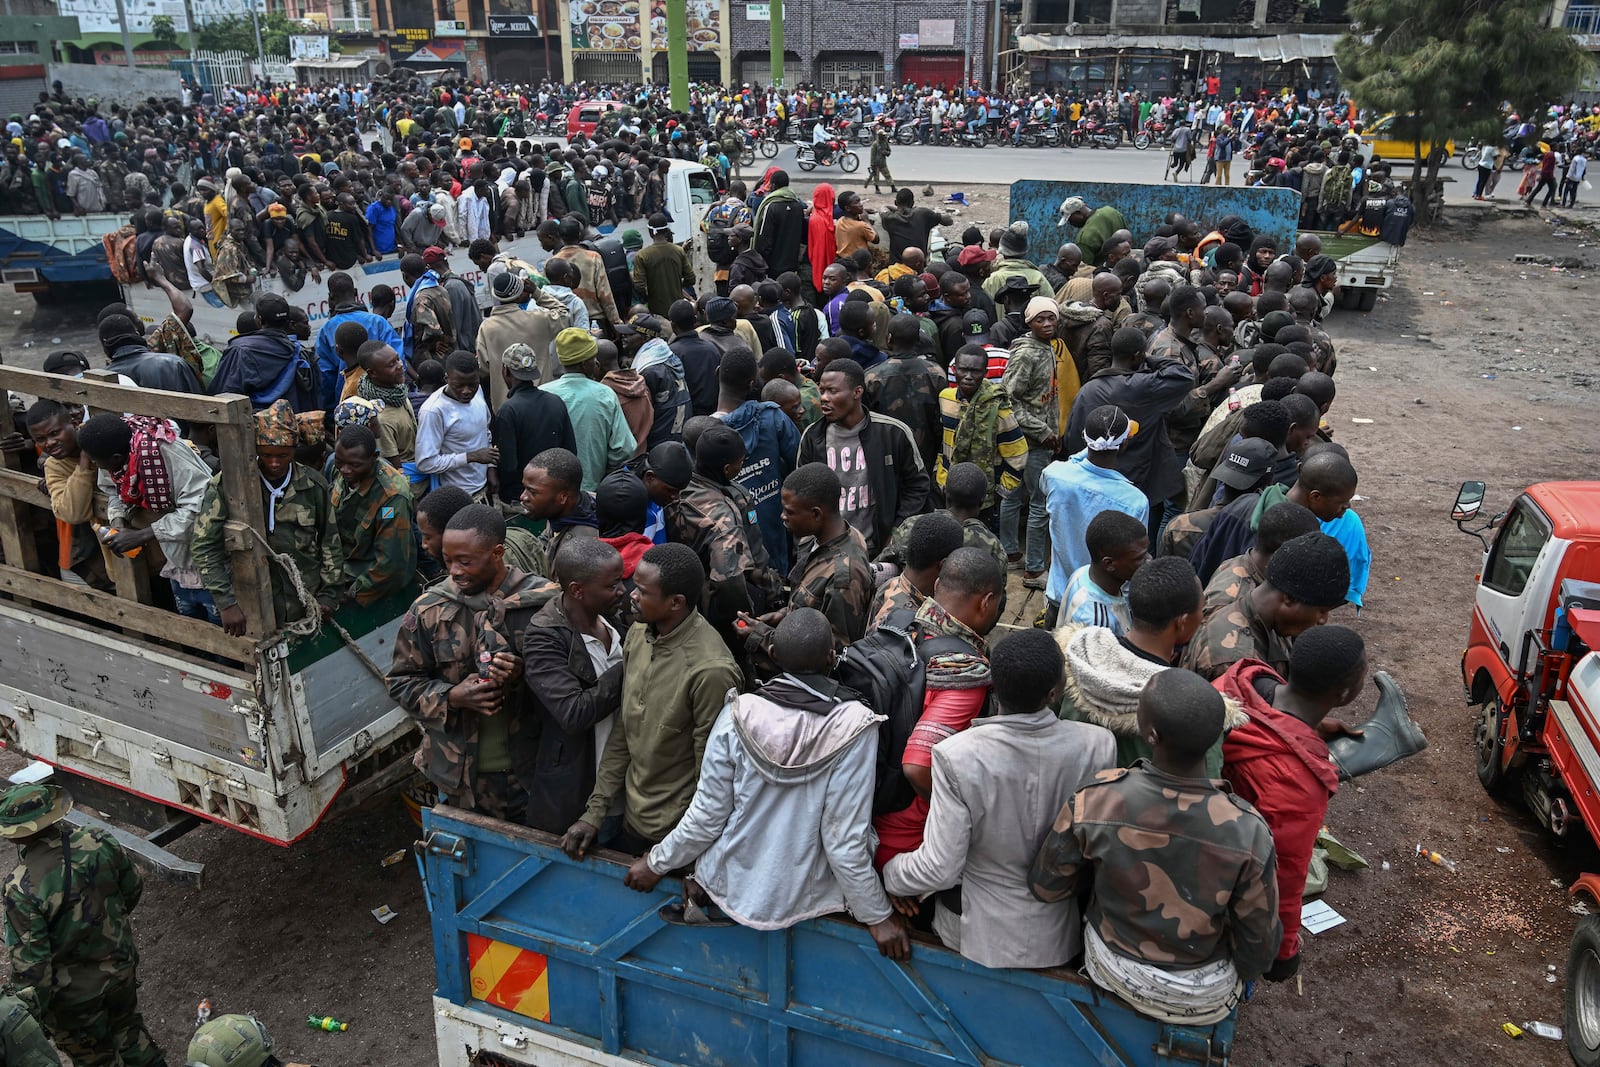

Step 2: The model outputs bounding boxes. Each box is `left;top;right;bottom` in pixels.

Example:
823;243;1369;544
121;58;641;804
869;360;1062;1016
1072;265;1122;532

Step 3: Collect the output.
3;203;1598;1066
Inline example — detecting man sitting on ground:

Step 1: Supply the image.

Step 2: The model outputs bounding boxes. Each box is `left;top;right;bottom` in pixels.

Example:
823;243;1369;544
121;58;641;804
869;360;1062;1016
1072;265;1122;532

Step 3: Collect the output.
622;609;909;960
1030;669;1281;1024
883;629;1115;968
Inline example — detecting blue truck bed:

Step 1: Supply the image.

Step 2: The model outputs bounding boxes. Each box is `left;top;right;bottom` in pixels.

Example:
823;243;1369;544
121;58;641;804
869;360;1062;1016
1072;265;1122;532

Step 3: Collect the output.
421;805;1237;1067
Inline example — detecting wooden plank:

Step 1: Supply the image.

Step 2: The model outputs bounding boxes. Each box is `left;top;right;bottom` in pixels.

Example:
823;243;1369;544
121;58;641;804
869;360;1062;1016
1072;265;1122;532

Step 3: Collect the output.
0;562;257;662
212;398;275;639
0;366;246;427
0;392;40;583
0;468;49;509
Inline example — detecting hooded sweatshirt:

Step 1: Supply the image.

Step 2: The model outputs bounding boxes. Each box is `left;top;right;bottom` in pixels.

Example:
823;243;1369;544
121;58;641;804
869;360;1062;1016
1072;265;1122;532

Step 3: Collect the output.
1216;658;1339;962
1055;623;1245;777
602;368;652;455
645;673;892;930
716;399;801;573
808;183;837;291
632;337;690;447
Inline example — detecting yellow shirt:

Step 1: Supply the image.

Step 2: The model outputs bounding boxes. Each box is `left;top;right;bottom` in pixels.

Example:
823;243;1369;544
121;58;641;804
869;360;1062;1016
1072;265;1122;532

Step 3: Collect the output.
204;196;228;253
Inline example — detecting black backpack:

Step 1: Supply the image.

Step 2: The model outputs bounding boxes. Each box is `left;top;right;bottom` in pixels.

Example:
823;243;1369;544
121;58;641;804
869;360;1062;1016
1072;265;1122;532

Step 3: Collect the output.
833;609;986;816
705;220;737;267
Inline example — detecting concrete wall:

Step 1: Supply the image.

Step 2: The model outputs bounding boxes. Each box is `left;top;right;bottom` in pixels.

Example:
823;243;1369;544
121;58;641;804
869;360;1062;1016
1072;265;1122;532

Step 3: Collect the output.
46;62;182;104
729;1;985;84
1113;0;1164;23
1008;179;1302;261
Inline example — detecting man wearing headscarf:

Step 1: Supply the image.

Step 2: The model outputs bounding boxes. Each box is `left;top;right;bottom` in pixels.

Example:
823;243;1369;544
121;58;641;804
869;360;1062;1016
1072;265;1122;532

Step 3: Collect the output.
192;399;343;636
1000;296;1078;589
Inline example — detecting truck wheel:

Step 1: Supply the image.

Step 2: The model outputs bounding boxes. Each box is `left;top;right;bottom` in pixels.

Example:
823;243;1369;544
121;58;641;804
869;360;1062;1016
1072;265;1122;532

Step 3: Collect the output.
1339;287;1361;310
1357;287;1378;312
1475;696;1510;793
1569;915;1600;1067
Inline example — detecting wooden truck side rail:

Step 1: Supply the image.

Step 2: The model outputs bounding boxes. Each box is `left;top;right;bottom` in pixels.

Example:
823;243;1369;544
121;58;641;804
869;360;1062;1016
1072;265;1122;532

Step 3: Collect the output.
0;365;273;664
420;805;1237;1067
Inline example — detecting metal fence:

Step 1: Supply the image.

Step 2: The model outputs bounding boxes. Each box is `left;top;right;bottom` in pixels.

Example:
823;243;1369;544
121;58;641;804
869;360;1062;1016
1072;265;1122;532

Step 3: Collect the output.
178;49;295;91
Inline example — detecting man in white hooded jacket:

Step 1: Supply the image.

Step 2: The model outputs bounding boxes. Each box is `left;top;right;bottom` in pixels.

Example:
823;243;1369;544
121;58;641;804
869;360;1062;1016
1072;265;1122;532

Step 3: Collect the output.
623;608;909;958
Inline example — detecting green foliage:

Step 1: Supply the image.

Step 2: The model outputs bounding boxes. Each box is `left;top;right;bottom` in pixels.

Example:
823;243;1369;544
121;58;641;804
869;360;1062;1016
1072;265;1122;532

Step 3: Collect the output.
195;12;313;56
149;14;178;44
1338;0;1592;148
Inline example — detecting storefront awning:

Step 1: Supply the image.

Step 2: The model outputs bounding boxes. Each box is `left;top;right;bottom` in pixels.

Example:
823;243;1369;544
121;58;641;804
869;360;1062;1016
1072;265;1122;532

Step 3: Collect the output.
289;56;372;69
1015;32;1344;60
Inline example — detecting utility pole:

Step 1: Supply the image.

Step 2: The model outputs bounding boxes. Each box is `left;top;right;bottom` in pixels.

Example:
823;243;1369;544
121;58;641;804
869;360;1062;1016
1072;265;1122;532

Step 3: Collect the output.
665;0;686;110
769;2;783;89
248;0;265;81
113;0;137;69
961;0;974;90
988;0;1001;91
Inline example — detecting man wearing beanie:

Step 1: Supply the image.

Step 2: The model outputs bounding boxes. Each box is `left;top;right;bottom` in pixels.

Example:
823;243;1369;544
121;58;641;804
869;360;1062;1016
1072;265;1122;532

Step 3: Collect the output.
1000;295;1077;589
492;343;576;511
1185;530;1350;681
982;221;1047;300
475;267;572;407
544;327;637;493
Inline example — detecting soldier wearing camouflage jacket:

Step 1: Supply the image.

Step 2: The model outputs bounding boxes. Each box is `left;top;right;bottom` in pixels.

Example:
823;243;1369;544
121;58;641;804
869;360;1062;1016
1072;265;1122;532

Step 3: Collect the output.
0;993;59;1066
665;471;783;635
1028;762;1281;994
387;564;557;819
332;455;418;606
785;525;874;649
864;347;946;482
0;784;164;1067
877;510;1008;575
192;400;343;629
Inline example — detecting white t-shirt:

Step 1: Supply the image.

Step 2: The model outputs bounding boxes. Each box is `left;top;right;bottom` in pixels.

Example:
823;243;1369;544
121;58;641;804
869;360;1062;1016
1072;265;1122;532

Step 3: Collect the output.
183;235;212;292
581;617;624;781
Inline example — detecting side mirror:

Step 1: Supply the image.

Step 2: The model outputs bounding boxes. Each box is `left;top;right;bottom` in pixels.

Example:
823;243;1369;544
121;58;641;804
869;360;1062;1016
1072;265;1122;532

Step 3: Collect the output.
1452;481;1486;522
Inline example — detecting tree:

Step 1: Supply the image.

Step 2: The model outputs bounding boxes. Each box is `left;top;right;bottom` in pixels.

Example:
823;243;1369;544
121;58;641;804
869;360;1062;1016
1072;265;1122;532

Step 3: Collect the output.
195;12;313;57
1337;0;1593;219
150;14;178;44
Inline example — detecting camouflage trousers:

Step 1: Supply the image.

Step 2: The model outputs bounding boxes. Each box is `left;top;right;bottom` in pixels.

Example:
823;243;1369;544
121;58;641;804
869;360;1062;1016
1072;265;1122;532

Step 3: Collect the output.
45;981;166;1067
449;770;527;824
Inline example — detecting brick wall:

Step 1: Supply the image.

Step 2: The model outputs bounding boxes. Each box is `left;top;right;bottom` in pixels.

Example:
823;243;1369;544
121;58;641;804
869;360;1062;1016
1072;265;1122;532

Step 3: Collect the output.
729;0;986;83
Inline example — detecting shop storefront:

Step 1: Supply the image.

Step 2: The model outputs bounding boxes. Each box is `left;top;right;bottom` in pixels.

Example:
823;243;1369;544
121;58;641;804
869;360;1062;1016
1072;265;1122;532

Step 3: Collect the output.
559;0;730;84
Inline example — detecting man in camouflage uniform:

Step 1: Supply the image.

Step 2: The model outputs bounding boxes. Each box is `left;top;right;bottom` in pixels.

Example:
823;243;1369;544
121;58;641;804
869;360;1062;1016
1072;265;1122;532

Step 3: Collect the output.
1029;669;1281;1023
864;316;946;480
938;349;1027;518
387;504;556;821
400;252;457;364
330;424;418;607
192;400;343;635
0;992;60;1065
0;784;165;1067
740;463;873;655
1200;501;1321;624
1184;531;1348;682
664;425;782;647
867;512;964;631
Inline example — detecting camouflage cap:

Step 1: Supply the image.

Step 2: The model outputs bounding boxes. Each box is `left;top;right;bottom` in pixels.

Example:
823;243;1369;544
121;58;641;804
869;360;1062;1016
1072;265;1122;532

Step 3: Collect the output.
503;342;541;382
0;783;72;839
186;1013;275;1067
333;396;384;429
255;399;299;448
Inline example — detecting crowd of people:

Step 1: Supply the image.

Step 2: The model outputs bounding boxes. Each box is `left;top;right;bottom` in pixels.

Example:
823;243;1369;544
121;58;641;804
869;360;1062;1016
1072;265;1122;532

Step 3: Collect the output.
0;73;1442;1066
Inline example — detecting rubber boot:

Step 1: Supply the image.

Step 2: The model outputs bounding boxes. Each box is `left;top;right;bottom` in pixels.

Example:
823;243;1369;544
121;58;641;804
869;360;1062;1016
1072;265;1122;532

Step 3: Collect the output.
1326;671;1428;781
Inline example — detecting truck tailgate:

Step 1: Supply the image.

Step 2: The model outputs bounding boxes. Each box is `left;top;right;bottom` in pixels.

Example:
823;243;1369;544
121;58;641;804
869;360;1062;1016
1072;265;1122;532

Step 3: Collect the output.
421;806;1236;1066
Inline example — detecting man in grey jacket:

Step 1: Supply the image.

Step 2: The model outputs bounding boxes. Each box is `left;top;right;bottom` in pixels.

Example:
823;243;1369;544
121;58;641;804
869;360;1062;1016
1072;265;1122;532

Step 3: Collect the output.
622;609;909;958
882;627;1116;968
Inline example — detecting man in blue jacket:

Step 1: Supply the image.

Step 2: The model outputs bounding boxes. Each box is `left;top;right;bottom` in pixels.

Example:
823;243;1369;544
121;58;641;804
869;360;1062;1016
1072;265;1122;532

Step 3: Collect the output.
210;293;322;412
314;271;399;410
713;348;799;573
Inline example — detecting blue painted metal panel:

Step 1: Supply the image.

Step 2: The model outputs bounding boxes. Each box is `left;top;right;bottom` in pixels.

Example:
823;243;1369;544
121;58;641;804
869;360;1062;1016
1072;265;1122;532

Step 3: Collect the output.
1009;180;1302;264
422;805;1236;1067
0;216;122;284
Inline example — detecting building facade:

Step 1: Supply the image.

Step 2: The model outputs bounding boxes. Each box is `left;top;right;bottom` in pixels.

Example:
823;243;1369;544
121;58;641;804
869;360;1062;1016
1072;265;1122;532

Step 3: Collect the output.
1014;0;1351;98
727;1;989;89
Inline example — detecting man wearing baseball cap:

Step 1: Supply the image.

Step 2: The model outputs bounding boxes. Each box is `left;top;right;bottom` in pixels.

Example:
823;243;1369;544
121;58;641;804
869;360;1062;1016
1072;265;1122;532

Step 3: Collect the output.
0;783;166;1067
630;214;691;318
1059;194;1126;267
1160;436;1278;562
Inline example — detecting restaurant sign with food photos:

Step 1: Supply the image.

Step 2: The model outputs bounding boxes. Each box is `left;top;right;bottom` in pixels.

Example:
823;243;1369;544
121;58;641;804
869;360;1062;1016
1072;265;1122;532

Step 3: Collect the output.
566;0;721;52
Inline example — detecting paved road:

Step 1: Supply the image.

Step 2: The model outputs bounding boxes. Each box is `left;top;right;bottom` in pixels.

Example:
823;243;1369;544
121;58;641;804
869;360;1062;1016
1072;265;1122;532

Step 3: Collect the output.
745;138;1489;204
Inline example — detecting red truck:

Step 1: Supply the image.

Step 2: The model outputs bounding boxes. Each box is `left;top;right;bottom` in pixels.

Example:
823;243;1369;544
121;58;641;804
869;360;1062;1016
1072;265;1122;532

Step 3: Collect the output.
1454;480;1600;1064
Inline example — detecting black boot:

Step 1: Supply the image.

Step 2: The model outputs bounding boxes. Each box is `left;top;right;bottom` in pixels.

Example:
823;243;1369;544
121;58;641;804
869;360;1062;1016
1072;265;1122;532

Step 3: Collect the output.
1327;671;1429;781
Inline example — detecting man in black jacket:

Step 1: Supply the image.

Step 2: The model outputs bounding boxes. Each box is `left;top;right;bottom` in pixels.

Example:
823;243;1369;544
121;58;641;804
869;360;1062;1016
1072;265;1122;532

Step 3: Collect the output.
668;298;727;416
881;188;954;261
796;357;930;556
519;537;627;834
1062;326;1195;544
753;169;806;277
209;293;321;411
493;343;578;509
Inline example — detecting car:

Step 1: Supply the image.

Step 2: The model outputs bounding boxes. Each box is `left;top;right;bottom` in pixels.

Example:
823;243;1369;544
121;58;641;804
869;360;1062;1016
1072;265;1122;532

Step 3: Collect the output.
566;99;625;139
1359;113;1456;167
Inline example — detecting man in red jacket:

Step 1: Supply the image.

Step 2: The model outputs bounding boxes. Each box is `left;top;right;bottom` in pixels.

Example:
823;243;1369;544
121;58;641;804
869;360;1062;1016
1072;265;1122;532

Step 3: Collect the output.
1214;624;1367;982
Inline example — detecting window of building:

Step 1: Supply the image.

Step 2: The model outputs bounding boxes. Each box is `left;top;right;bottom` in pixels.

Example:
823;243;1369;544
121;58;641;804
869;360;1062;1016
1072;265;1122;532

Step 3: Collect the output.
468;0;485;29
818;55;882;88
0;41;39;54
1074;0;1112;23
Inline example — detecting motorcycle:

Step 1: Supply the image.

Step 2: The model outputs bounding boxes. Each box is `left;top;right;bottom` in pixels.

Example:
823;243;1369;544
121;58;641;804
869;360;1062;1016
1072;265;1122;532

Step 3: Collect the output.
1010;118;1059;148
857;117;901;145
1068;119;1124;149
795;140;860;172
1133;119;1173;151
936;121;993;148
